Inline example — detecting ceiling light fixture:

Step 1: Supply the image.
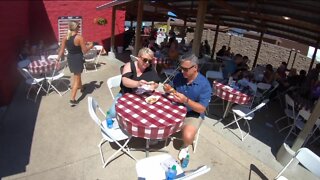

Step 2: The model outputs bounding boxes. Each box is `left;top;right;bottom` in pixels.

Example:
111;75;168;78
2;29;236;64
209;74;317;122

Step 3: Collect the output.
282;16;291;20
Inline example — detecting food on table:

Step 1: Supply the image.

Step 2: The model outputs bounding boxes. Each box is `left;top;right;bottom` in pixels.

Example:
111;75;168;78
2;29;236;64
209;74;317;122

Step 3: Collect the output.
145;95;160;104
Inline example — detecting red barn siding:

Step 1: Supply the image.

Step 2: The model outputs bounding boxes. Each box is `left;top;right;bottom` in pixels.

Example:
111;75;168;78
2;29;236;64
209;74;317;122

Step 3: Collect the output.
0;1;125;106
0;1;30;106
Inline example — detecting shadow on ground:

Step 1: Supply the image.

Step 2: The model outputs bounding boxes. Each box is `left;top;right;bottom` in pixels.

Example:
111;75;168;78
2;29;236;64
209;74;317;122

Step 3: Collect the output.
0;83;42;178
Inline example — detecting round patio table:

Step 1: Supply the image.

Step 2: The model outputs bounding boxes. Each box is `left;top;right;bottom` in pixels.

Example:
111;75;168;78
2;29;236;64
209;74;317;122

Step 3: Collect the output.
213;81;253;125
116;91;187;156
28;59;56;75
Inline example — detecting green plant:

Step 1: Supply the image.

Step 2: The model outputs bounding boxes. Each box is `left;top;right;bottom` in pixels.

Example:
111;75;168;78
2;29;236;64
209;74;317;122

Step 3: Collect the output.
97;17;107;25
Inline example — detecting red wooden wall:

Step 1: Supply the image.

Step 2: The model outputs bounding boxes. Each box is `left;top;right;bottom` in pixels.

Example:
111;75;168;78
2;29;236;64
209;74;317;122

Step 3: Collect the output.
0;1;125;106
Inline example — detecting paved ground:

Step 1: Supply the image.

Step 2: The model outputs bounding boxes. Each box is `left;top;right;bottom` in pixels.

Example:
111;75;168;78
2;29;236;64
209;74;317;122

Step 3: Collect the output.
0;54;319;180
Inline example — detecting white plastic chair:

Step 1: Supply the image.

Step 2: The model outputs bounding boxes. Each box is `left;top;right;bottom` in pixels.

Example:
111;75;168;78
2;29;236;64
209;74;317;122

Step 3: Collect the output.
18;68;46;102
94;45;104;65
284;108;310;143
107;75;122;100
45;60;70;96
47;55;58;61
275;148;320;179
275;94;297;132
223;99;269;141
87;96;136;168
136;153;210;180
205;70;223;81
83;49;99;72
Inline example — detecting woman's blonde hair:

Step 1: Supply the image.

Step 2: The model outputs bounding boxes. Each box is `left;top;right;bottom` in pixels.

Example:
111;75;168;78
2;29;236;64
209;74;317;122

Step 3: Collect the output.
138;47;154;58
67;21;80;40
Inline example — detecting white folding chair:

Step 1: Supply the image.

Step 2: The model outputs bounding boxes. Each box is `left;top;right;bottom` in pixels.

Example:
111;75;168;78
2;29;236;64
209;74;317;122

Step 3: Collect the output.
275;148;320;179
284;108;310;143
45;60;70;96
223;99;269;141
107;75;122;100
136;153;210;180
47;55;58;61
18;68;46;102
87;96;136;168
94;45;104;65
83;49;99;72
275;94;297;132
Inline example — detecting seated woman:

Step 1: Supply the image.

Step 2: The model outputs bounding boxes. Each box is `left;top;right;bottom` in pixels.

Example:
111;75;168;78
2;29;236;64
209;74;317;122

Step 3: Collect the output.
262;64;275;84
108;47;161;118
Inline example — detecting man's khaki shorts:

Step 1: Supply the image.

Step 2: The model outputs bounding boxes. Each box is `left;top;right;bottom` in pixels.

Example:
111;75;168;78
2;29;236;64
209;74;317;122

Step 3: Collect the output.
183;117;202;129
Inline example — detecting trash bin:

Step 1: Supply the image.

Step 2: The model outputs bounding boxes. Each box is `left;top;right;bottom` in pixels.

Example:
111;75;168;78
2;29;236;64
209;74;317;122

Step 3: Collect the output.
117;46;123;54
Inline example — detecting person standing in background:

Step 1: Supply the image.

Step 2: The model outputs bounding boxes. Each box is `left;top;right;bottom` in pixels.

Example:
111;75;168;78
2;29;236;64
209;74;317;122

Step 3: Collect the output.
58;21;94;106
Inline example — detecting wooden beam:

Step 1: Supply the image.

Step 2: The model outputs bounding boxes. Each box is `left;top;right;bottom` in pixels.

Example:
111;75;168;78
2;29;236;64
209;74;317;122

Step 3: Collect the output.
292;100;320;151
134;0;143;56
111;6;116;52
308;39;320;73
211;24;219;60
192;0;207;56
252;31;264;69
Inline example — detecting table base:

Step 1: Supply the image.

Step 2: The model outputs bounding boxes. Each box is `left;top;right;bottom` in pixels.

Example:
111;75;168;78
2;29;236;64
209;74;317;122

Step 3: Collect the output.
130;139;169;157
213;101;233;126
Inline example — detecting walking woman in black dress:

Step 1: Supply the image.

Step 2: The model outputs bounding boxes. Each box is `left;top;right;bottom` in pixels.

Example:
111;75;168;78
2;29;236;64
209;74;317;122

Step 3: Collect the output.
58;21;94;106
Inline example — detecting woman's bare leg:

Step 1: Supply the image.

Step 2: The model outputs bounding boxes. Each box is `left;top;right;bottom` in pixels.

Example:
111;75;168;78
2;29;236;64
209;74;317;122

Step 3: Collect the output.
71;73;81;101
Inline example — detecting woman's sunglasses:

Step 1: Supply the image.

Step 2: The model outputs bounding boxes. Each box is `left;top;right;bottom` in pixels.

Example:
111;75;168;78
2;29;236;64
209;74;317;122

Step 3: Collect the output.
142;58;153;64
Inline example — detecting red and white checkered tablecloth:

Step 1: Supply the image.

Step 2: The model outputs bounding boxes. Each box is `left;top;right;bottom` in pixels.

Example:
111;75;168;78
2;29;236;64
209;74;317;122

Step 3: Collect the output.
213;81;252;105
116;92;187;140
28;59;56;74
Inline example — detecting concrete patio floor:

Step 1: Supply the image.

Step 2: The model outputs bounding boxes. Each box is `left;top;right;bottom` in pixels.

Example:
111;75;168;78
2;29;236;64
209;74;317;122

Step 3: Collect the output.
0;54;319;180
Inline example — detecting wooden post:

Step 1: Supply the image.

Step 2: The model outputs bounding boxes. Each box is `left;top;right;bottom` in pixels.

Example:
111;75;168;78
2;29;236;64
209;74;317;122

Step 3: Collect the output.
111;6;116;52
286;48;294;65
134;0;143;56
308;40;320;73
192;0;207;56
252;31;264;69
211;24;219;60
291;50;300;69
292;100;320;151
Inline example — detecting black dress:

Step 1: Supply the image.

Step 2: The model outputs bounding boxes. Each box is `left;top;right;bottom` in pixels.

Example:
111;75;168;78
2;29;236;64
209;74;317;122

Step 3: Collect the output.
66;35;84;74
120;61;160;94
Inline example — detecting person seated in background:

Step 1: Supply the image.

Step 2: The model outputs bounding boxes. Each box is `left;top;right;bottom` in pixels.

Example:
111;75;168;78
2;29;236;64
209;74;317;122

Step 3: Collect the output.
204;40;211;55
224;46;232;57
275;62;288;81
262;64;275;84
20;40;31;59
147;37;159;53
168;36;179;64
222;54;242;79
216;45;226;57
108;47;161;118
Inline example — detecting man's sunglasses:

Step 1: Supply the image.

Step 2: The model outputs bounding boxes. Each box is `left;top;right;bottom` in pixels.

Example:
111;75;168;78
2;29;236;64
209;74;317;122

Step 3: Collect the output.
180;65;195;72
142;58;153;64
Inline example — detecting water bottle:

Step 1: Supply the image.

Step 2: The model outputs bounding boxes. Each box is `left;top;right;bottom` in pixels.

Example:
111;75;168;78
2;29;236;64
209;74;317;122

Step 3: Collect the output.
106;111;113;129
181;155;190;168
228;76;233;86
166;165;177;180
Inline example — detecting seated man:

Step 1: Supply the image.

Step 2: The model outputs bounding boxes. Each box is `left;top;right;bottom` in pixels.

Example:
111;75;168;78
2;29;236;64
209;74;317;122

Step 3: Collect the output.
164;53;211;160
